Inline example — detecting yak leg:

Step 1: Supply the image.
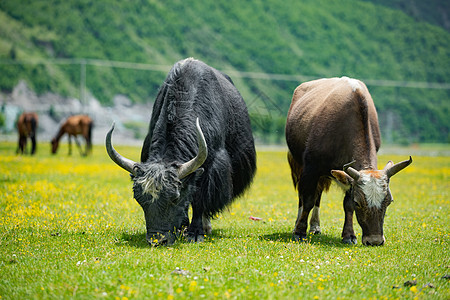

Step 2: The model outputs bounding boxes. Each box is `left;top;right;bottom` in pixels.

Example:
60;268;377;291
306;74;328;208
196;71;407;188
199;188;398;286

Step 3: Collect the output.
293;199;305;241
293;191;316;242
30;134;36;155
68;135;73;155
186;201;205;243
202;214;212;235
83;136;89;156
181;206;190;229
73;136;85;156
187;213;211;240
342;189;357;244
84;135;92;156
83;129;92;155
309;193;322;235
293;170;319;242
22;136;28;154
81;132;89;156
18;136;26;154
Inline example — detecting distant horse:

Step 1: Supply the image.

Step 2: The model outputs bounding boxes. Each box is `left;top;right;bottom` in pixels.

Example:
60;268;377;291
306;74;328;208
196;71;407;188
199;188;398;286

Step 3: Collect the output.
51;115;93;156
16;112;39;155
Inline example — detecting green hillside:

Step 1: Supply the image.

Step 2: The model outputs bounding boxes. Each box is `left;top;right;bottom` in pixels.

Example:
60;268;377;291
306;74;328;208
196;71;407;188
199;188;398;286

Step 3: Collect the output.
0;0;449;143
364;0;450;31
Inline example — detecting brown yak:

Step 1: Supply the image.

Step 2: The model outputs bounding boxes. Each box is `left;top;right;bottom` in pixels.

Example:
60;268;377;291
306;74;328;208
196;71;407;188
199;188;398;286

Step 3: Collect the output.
285;76;412;246
51;115;93;156
16;112;39;155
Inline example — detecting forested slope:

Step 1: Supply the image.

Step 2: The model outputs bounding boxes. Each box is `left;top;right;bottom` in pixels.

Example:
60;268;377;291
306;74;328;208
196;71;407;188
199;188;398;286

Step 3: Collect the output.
0;0;449;143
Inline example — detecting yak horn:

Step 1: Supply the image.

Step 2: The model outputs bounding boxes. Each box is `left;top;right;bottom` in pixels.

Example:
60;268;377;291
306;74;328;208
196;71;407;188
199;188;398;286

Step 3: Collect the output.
343;160;361;181
385;156;412;178
105;122;137;174
178;118;208;179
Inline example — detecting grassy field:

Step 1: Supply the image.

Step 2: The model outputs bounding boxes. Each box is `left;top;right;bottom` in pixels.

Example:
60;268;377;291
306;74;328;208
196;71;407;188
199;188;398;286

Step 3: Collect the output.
0;142;449;299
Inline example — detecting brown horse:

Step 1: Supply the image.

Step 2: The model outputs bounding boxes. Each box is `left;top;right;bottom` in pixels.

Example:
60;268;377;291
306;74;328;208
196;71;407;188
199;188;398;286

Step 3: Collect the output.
51;115;93;156
17;112;39;155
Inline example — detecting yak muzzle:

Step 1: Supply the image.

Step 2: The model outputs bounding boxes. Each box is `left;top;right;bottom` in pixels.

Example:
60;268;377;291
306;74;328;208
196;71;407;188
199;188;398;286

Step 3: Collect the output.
146;232;175;247
362;235;385;246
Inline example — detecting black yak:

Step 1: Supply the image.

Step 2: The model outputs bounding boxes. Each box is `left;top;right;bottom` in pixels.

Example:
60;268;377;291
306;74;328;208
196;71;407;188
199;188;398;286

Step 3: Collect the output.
285;77;412;245
106;58;256;245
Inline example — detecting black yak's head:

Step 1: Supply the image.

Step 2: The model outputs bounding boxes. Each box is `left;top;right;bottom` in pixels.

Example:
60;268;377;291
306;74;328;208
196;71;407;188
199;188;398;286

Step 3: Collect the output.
131;162;203;245
106;118;207;246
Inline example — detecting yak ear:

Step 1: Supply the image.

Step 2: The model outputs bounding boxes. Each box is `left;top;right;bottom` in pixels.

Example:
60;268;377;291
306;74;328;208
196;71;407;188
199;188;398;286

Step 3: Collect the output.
180;168;204;182
195;168;204;176
331;170;353;188
383;161;394;172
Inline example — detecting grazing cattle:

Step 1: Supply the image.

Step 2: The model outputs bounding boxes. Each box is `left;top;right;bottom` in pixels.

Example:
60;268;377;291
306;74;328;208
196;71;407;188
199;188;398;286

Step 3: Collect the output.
16;112;38;155
106;58;256;246
51;115;93;156
285;77;412;246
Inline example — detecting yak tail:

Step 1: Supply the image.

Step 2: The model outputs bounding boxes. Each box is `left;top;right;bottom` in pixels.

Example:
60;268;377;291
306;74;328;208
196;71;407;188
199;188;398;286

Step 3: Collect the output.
288;151;302;190
30;116;37;137
87;121;93;153
288;151;332;194
30;116;38;155
354;88;374;155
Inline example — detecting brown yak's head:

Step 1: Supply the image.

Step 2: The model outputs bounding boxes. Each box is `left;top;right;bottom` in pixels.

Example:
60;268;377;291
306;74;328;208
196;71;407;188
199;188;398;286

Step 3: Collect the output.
331;157;412;246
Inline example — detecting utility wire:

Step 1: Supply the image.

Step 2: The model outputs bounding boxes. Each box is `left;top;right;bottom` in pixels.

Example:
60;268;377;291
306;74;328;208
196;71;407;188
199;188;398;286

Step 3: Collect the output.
1;58;449;90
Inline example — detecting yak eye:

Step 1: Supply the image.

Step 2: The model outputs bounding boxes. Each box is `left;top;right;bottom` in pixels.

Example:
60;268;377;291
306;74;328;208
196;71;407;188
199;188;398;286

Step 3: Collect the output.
168;190;181;205
354;200;362;209
133;165;145;177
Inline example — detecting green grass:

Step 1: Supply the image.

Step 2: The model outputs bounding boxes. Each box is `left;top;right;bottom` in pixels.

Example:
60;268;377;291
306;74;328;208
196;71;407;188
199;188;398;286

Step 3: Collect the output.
0;142;449;299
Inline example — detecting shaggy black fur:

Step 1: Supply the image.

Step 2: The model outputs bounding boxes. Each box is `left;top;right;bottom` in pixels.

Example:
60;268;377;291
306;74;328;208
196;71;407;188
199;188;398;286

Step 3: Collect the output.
138;58;256;243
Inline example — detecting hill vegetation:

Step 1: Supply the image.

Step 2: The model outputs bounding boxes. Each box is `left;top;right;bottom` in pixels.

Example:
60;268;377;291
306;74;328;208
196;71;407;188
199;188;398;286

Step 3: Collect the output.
0;0;449;143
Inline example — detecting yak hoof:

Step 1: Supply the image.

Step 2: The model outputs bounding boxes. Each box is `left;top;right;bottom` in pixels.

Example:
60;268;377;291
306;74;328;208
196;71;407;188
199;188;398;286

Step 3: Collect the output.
293;234;308;243
309;227;321;235
342;236;357;245
186;233;205;243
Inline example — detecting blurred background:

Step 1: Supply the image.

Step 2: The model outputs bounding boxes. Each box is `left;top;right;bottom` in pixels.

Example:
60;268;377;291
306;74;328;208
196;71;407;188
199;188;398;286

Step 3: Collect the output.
0;0;449;146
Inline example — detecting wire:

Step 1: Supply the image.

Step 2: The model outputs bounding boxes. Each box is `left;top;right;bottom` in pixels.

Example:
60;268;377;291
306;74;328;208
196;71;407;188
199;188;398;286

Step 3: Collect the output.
1;58;449;90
